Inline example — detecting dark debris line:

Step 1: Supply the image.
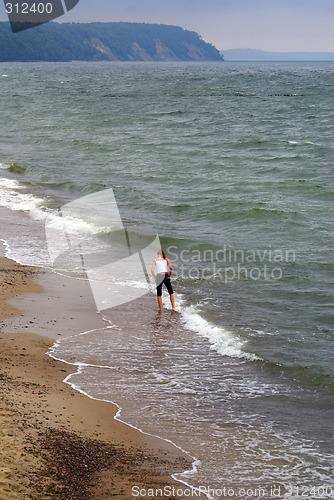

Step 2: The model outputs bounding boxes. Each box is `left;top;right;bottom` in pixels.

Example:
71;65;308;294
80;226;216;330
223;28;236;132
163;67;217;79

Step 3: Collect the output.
28;427;144;499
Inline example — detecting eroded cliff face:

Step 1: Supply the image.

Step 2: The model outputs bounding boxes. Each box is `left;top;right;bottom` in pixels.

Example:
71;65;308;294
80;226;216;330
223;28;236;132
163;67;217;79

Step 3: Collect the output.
86;38;219;62
89;38;118;60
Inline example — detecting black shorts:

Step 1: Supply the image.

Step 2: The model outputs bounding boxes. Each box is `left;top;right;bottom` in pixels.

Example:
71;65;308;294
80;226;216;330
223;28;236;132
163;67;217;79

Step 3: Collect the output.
156;274;173;297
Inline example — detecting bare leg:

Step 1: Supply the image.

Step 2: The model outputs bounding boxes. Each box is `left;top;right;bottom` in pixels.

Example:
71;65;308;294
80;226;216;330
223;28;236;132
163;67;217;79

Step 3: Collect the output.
157;296;163;311
170;293;175;311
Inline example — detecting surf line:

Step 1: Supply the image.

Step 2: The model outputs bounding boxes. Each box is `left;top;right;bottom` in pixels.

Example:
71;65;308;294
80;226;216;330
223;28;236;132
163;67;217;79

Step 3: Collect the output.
46;335;209;500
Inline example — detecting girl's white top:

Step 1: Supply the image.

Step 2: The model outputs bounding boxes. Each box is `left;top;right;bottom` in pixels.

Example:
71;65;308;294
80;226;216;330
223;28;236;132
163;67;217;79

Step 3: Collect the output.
155;259;168;274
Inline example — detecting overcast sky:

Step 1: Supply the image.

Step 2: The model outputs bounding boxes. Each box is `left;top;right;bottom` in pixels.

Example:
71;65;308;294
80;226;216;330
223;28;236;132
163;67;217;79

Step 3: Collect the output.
1;0;333;51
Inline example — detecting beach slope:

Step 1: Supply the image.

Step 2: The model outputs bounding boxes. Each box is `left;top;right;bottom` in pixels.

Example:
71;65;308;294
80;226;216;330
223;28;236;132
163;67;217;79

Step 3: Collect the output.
0;257;196;499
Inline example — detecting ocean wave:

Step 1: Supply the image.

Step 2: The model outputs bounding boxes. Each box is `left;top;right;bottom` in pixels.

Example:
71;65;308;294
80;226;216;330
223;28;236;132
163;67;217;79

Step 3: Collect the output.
0;177;46;212
8;163;26;174
0;176;117;240
177;297;260;362
0;162;26;173
267;360;334;392
42;210;112;236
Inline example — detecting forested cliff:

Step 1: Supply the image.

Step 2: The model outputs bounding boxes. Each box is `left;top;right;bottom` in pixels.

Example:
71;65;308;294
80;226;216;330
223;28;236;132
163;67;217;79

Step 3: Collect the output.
0;22;223;62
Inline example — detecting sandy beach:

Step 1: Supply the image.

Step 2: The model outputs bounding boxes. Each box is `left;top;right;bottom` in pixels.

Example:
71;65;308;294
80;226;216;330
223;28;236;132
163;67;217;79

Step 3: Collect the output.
0;256;200;499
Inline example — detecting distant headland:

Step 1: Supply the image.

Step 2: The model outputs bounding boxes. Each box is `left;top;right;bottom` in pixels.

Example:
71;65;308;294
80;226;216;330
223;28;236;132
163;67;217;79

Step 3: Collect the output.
221;48;334;62
0;21;223;62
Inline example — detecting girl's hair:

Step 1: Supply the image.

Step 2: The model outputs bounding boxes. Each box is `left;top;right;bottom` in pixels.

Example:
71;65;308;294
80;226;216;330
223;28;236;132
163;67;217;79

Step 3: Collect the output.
157;249;166;259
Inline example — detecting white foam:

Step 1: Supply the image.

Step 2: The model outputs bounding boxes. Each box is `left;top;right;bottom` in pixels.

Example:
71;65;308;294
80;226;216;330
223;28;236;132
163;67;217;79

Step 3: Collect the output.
43;210;108;235
179;299;259;361
0;178;20;188
153;291;259;361
0;176;114;244
152;370;197;394
0;238;10;256
0;177;46;212
113;278;150;290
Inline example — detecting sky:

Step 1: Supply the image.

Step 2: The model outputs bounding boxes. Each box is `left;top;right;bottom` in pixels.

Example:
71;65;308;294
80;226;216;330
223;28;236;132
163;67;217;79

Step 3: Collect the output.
1;0;333;52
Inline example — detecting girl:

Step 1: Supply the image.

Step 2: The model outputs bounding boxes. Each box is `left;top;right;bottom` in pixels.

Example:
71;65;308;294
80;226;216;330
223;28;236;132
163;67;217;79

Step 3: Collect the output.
151;249;175;312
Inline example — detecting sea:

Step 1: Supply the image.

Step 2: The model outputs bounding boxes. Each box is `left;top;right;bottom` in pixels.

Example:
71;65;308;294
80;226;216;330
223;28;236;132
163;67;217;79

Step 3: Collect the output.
0;61;333;499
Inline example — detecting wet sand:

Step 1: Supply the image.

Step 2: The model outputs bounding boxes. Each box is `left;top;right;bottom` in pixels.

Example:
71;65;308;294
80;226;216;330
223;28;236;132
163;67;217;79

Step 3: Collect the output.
0;256;202;499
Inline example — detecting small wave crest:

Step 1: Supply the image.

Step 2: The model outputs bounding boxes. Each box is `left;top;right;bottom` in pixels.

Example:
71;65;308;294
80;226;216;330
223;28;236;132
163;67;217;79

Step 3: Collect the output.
42;210;112;237
0;162;26;173
176;297;259;361
0;177;46;212
0;174;116;240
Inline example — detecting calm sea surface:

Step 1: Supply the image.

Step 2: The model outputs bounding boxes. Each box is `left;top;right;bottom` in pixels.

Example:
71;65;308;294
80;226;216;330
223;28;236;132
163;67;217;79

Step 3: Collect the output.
0;62;333;498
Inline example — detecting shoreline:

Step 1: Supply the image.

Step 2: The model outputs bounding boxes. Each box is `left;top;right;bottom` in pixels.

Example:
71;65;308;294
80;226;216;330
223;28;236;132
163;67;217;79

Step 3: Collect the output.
0;255;205;499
